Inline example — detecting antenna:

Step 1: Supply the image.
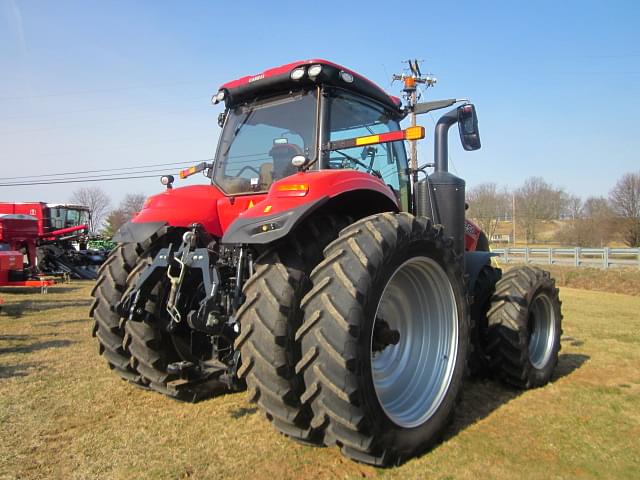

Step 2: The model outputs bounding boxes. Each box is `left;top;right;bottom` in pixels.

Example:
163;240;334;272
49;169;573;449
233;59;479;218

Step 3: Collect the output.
391;59;437;177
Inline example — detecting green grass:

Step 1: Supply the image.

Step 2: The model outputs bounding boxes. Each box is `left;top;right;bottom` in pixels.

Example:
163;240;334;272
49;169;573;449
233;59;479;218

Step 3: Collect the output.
1;283;639;479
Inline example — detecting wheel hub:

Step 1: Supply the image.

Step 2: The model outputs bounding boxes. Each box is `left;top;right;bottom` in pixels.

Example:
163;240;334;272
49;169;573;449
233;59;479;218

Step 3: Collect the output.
372;318;400;353
528;292;557;369
371;256;458;428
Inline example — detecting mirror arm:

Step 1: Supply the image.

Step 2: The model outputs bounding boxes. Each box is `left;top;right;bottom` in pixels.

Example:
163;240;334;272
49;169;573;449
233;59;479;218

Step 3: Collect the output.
434;108;459;173
414;98;462;115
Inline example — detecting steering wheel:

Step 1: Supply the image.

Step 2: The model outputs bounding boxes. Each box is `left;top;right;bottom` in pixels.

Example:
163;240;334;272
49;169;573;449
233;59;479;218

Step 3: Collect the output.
234;165;261;177
361;146;377;174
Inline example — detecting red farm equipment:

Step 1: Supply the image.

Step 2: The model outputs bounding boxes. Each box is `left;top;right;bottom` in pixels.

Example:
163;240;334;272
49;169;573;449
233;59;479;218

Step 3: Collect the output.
91;59;562;465
0;214;54;292
0;202;106;280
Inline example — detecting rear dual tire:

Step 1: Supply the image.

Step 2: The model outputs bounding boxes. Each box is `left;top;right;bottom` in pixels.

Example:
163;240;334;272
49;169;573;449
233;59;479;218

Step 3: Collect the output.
297;213;468;465
235;215;349;443
90;242;152;385
486;266;562;388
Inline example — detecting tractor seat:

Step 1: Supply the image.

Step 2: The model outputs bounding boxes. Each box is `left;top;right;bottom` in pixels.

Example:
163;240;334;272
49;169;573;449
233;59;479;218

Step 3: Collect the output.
219;176;251;194
258;143;303;188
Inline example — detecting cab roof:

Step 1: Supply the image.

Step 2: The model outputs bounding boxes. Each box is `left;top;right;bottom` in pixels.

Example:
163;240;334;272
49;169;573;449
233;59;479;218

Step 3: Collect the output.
217;59;403;113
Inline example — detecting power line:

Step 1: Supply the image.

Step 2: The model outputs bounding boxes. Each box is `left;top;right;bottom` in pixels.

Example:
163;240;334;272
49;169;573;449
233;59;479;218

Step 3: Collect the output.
0;105;212;136
0;168;190;185
0;80;211;102
0;160;212;181
32;135;210;159
0;174;177;187
1;94;209;121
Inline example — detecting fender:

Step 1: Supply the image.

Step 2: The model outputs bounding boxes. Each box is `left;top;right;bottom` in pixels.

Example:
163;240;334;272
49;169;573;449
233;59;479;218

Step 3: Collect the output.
464;251;496;292
112;220;167;244
112;185;227;243
130;185;227;237
221;170;399;244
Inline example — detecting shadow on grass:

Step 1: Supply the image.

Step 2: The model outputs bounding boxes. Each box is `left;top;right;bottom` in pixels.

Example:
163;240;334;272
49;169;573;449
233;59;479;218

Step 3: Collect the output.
0;362;43;379
0;334;33;341
0;336;75;378
446;353;589;440
47;285;89;294
0;299;92;318
229;406;258;419
552;353;590;379
41;318;89;327
0;339;75;355
0;284;88;296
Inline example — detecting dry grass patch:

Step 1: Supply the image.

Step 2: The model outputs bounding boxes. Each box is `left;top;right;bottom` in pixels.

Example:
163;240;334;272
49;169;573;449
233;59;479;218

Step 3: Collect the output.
1;282;639;479
502;265;640;297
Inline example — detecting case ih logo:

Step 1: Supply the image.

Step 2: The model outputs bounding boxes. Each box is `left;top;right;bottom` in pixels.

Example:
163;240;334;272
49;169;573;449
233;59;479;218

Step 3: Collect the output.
465;220;480;235
248;74;264;83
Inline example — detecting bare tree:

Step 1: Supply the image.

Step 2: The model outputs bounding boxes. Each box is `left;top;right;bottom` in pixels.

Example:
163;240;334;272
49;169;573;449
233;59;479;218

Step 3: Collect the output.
556;196;616;247
70;187;111;235
583;196;612;219
609;172;640;247
102;193;148;238
514;177;567;243
120;193;147;218
466;183;510;239
566;194;583;220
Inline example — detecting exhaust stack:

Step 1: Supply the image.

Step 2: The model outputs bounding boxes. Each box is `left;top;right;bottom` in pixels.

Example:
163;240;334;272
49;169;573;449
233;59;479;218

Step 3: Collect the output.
416;107;466;256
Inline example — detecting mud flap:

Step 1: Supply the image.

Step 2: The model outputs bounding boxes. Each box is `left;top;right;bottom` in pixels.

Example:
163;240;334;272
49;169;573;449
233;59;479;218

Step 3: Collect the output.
464;251;496;292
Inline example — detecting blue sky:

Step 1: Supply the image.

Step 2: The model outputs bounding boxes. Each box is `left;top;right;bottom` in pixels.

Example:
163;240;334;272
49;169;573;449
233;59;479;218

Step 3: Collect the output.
1;0;639;206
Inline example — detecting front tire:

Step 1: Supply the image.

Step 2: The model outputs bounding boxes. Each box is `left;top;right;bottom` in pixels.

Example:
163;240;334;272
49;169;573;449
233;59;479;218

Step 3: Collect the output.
297;213;468;466
486;266;562;388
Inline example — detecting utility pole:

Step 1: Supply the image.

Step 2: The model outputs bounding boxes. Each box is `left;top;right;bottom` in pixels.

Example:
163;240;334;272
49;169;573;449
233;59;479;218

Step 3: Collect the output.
512;193;516;246
392;59;437;177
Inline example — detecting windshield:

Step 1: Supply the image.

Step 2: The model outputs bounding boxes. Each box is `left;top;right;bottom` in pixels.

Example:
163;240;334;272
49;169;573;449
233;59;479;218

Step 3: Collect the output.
49;207;87;229
213;90;318;195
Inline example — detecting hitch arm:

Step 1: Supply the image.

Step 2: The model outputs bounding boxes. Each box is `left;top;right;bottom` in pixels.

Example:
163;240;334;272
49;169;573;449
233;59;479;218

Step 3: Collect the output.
117;246;172;320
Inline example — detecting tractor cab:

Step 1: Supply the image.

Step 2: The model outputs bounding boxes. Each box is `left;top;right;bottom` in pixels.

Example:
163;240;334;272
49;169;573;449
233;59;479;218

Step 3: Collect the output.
45;204;90;232
209;60;411;209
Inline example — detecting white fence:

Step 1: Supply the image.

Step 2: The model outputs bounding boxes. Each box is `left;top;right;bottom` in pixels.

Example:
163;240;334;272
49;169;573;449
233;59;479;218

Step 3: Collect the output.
491;247;640;269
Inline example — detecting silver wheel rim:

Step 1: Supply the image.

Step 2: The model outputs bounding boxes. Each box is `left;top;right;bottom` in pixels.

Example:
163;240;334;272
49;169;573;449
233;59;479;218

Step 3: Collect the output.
528;292;557;369
371;256;458;429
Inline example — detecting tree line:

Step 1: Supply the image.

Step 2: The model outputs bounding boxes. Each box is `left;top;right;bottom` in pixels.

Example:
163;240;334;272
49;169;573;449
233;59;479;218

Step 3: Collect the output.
70;188;146;238
70;170;640;248
460;171;639;247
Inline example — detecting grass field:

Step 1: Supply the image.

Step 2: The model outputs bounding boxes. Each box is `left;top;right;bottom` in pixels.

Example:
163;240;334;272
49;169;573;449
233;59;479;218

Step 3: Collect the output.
1;281;639;479
530;265;640;297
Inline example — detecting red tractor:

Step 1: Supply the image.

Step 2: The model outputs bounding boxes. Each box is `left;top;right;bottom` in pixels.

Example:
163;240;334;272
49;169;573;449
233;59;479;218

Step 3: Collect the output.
0;202;104;279
92;59;562;465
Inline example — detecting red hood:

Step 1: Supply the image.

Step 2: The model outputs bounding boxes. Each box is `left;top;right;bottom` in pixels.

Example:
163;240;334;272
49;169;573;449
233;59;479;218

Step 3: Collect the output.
132;184;268;237
133;185;226;237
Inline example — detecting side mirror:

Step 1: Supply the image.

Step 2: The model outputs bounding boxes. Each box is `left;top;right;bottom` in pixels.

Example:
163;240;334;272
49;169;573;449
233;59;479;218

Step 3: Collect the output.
457;104;481;151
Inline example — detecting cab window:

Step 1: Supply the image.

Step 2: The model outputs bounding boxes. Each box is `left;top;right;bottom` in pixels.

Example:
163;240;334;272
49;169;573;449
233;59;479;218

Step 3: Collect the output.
328;91;409;209
213;91;317;195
